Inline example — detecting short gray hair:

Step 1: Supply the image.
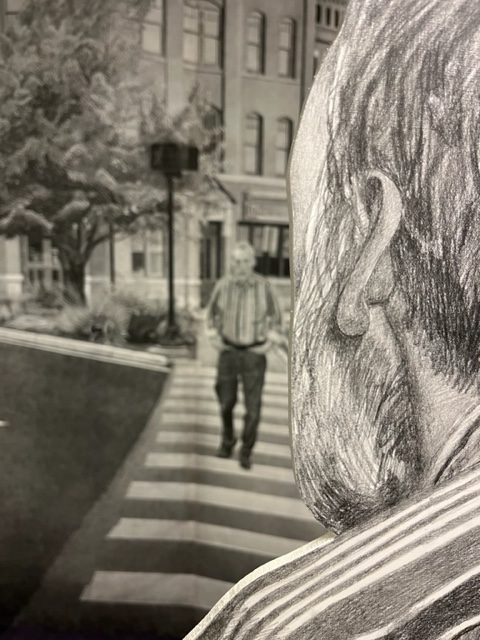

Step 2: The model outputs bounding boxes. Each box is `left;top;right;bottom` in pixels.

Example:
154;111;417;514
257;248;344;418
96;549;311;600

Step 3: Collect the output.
232;241;255;261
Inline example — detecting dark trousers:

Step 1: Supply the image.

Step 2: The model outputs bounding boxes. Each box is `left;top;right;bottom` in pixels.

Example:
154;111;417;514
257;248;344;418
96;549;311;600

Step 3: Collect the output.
215;348;267;454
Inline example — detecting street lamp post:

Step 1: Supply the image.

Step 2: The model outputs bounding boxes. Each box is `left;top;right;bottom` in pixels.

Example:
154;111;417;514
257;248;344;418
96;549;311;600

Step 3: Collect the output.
150;142;199;345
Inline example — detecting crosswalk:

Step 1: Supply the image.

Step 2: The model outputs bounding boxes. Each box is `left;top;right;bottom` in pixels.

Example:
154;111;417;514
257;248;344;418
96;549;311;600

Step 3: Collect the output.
80;360;327;631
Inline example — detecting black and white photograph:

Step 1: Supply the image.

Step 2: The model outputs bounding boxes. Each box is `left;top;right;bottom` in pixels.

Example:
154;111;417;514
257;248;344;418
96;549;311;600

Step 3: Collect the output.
3;0;480;639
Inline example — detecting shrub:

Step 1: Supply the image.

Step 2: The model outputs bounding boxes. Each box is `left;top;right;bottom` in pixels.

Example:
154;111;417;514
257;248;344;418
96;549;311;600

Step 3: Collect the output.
23;284;198;348
0;300;14;325
20;284;84;313
156;308;197;346
109;289;165;316
127;311;162;344
55;305;91;338
55;299;129;345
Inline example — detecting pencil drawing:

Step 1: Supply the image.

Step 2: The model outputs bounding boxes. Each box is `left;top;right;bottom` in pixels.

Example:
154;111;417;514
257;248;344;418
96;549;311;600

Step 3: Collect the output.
186;0;480;637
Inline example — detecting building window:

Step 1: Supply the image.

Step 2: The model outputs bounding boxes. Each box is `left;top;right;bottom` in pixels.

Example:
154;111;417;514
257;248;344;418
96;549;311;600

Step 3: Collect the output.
183;1;222;67
142;0;164;55
278;18;295;78
24;236;62;288
275;118;293;176
204;105;223;131
147;230;165;276
131;230;165;277
5;0;24;27
131;234;146;275
244;113;263;175
245;11;265;74
238;223;290;278
131;236;145;274
200;221;223;280
183;4;199;63
315;2;344;31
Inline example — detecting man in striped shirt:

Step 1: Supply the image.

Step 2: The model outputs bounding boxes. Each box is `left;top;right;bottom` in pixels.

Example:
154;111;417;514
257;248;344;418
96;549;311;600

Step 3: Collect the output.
206;241;282;470
186;0;480;637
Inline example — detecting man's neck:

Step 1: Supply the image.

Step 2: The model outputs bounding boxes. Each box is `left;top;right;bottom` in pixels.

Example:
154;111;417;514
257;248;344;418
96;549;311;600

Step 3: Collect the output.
232;273;255;284
404;334;480;485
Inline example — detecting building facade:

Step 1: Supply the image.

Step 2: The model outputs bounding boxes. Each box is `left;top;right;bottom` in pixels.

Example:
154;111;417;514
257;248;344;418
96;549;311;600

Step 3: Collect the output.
0;0;345;309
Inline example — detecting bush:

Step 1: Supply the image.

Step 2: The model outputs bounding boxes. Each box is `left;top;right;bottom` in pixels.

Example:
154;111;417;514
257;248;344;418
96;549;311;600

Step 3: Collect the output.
156;308;197;346
55;299;129;345
127;311;162;344
28;285;198;348
0;300;14;325
20;284;84;313
109;289;165;316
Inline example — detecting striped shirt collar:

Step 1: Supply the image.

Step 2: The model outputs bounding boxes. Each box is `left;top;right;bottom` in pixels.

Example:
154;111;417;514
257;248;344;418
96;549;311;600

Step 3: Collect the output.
229;273;257;286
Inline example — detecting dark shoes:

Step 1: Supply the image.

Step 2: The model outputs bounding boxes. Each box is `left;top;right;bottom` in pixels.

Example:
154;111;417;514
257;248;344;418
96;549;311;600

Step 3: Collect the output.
216;439;252;470
216;438;237;458
239;450;252;470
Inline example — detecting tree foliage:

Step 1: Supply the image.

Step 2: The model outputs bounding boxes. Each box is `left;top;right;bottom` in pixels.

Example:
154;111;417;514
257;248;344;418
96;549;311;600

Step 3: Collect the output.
0;0;224;300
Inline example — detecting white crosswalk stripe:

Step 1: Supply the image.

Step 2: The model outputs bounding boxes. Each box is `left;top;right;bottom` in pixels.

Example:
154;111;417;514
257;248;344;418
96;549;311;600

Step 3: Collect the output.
126;481;313;521
155;432;292;458
167;387;289;407
162;398;288;422
108;519;306;556
144;452;296;483
82;571;233;610
161;412;290;435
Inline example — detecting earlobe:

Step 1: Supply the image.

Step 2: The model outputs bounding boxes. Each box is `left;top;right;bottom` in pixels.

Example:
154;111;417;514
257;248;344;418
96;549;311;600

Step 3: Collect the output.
336;171;402;337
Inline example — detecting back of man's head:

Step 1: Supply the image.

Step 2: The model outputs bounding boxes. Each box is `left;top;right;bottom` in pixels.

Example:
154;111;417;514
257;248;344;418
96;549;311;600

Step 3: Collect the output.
292;0;480;387
289;0;480;532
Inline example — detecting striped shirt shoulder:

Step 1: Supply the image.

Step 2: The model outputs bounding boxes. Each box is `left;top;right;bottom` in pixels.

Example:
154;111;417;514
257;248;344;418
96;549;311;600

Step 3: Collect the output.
186;463;480;639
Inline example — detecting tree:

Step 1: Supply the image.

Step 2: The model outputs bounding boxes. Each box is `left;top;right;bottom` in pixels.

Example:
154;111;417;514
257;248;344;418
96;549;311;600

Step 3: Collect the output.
0;1;225;302
0;0;148;301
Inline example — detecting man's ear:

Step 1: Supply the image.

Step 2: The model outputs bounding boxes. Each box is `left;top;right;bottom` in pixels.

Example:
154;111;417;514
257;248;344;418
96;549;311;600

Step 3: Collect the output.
336;171;403;337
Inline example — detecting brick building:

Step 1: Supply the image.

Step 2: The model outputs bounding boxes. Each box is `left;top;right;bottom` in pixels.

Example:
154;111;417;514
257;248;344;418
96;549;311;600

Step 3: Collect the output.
0;0;346;308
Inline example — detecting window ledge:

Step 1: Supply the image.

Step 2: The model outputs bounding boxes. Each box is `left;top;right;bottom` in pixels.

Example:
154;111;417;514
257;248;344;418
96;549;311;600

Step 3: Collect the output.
183;62;223;75
244;70;266;77
141;51;166;61
242;73;299;86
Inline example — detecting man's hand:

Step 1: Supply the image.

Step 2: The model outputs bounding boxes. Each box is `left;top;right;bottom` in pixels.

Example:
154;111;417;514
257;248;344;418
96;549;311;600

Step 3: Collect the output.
267;329;289;351
206;329;225;351
249;340;272;355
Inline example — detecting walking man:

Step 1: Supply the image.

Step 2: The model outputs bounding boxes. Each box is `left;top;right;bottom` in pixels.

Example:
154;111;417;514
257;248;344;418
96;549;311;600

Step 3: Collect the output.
206;241;283;470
